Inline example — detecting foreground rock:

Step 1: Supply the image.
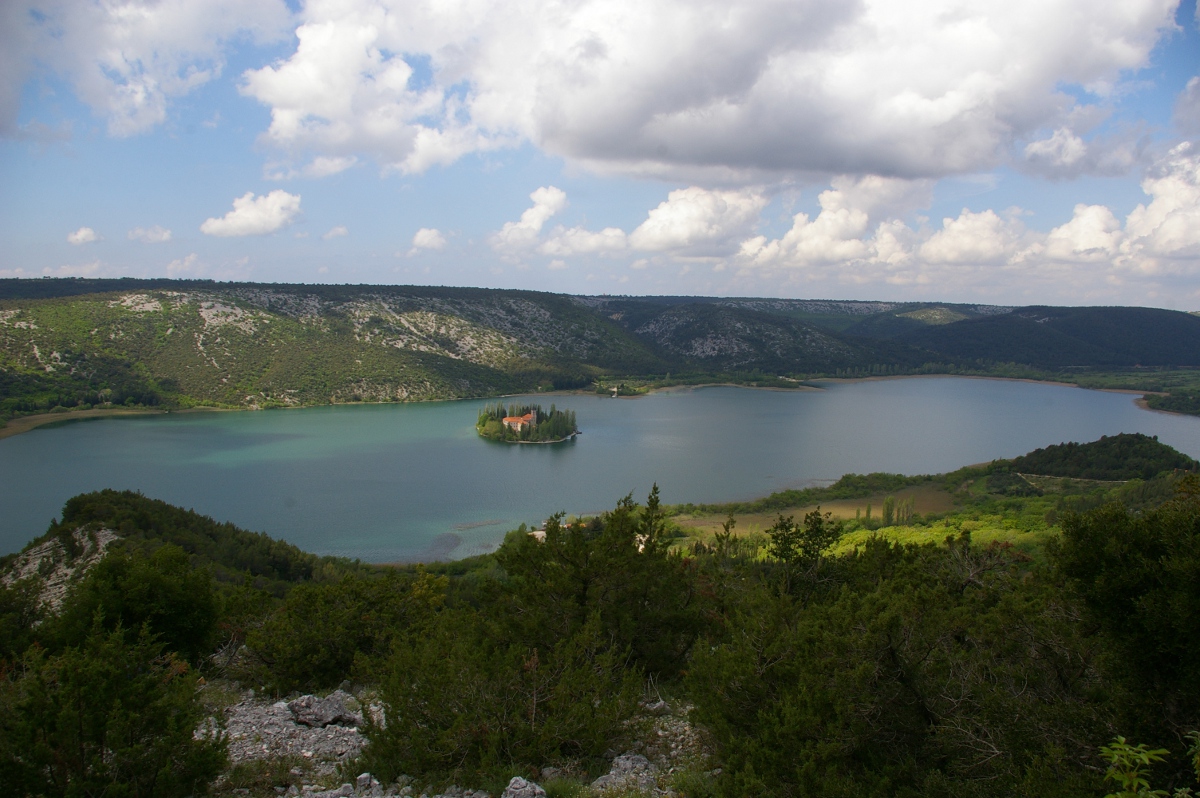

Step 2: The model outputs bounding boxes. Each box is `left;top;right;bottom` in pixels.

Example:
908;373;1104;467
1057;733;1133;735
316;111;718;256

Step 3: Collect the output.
217;691;367;780
206;690;711;797
590;754;658;794
288;690;363;728
500;777;546;798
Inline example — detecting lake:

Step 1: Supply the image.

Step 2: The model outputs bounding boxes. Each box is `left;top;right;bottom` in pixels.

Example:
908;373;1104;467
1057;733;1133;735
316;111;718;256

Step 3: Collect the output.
3;377;1200;561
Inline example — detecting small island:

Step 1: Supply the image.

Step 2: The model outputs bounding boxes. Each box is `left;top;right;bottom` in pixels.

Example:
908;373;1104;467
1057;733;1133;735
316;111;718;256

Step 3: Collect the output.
476;402;579;443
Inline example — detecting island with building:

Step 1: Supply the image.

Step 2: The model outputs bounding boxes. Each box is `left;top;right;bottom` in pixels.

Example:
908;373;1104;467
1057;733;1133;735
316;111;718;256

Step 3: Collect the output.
476;402;579;443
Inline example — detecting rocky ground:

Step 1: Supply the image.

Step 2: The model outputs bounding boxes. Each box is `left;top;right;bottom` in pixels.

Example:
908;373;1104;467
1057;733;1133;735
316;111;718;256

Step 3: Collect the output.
205;687;714;798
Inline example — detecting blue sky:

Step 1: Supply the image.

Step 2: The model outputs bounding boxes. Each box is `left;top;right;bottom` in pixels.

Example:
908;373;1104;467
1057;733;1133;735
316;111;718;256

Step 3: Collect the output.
1;0;1198;308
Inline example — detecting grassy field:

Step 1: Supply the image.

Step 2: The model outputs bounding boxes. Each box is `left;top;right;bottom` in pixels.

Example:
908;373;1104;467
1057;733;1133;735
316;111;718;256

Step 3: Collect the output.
667;450;1190;562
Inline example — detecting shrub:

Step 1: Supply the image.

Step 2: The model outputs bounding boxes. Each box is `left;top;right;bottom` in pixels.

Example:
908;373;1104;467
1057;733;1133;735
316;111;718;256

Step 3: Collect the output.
0;622;226;796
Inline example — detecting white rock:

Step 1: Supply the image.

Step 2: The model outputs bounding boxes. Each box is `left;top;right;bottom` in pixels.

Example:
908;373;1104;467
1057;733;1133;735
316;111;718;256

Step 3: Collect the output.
500;776;546;798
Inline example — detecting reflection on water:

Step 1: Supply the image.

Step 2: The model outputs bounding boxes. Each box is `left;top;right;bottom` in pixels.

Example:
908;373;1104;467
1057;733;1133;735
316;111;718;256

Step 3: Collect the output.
2;378;1199;561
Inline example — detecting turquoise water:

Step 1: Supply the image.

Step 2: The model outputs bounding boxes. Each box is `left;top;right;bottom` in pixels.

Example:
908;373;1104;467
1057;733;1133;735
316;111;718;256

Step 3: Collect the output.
3;377;1199;561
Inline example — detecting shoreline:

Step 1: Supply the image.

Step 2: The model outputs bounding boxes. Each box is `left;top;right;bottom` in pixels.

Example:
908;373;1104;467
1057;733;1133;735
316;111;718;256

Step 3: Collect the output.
0;404;241;441
1;374;1190;442
811;372;1155;396
647;381;818;395
477;431;580;445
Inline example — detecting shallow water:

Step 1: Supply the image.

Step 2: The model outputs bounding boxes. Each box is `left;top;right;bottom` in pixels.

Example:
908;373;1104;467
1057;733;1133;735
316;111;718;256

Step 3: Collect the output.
3;377;1199;561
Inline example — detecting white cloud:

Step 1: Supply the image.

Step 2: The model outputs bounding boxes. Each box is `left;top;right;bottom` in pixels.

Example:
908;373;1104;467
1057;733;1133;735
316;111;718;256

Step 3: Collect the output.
740;176;929;268
731;146;1200;299
6;0;1179;186
0;2;36;137
67;226;97;245
1022;126;1147;179
411;228;447;251
239;7;495;175
5;0;291;137
322;225;348;240
166;252;199;276
490;186;567;254
42;260;106;277
1024;128;1088;171
628;187;767;254
231;0;1175;180
919;210;1025;265
1040;204;1122;262
200;190;301;237
489;185;765;259
1121;142;1200;265
128;225;172;243
306;156;358;178
540;226;627;257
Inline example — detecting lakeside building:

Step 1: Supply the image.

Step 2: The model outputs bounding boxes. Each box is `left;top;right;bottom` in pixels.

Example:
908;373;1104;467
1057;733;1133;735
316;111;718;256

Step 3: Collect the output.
502;411;536;432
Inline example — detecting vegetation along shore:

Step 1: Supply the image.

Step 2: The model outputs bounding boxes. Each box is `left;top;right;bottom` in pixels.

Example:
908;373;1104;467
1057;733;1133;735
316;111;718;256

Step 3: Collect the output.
3;432;1200;797
3;279;1200;439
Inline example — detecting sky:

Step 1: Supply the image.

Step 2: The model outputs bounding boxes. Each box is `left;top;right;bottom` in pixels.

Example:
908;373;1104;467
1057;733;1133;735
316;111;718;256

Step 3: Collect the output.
1;0;1199;309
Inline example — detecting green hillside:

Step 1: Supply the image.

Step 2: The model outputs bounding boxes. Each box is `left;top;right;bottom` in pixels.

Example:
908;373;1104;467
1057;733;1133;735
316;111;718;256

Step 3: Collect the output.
895;305;1200;368
3;279;1200;425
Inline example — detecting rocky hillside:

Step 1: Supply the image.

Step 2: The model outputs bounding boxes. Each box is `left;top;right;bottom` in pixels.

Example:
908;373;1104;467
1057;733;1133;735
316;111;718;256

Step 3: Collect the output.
2;279;1198;421
0;284;664;413
609;301;885;372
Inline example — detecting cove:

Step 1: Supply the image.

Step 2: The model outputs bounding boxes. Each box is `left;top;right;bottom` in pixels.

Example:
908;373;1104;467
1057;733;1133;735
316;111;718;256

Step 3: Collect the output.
3;377;1200;562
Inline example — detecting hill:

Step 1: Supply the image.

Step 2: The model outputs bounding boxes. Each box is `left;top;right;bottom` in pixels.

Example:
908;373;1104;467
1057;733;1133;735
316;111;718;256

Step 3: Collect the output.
3;279;1199;424
587;299;923;372
1003;432;1199;481
0;283;667;417
891;305;1200;369
1;489;362;599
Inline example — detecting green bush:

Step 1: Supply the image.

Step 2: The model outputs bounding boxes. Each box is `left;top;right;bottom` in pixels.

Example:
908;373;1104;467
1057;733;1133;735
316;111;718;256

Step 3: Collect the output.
494;487;703;679
0;622;226;796
0;578;41;663
1051;476;1200;754
361;612;640;784
53;543;219;663
687;537;1109;797
246;570;445;693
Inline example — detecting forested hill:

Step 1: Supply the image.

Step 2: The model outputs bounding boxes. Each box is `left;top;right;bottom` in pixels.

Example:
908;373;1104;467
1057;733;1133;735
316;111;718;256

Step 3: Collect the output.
2;279;1198;421
1004;432;1200;480
891;305;1200;369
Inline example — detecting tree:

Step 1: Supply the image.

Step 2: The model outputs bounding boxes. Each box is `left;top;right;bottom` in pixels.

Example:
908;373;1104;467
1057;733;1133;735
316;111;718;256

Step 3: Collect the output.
361;611;639;783
1050;476;1200;747
53;544;219;664
687;538;1111;798
246;569;445;693
0;578;41;663
766;507;843;594
494;486;701;678
0;622;227;796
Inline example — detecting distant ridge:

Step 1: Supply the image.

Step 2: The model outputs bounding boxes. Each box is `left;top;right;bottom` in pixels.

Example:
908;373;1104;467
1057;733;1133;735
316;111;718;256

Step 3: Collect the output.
891;306;1200;369
2;279;1198;421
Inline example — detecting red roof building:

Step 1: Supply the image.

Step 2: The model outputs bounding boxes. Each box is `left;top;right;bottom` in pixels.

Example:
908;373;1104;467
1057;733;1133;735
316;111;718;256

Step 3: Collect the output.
502;411;535;431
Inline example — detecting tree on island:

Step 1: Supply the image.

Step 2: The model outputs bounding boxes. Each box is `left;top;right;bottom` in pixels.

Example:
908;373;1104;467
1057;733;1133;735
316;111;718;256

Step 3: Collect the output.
476;402;578;442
